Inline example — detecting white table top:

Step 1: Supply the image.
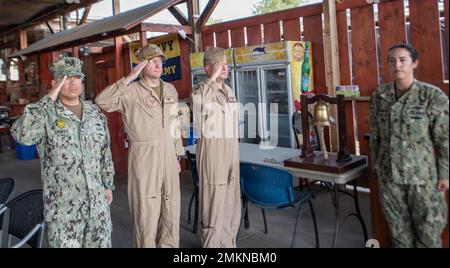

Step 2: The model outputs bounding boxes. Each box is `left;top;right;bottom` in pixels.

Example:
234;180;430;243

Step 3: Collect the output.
184;142;368;185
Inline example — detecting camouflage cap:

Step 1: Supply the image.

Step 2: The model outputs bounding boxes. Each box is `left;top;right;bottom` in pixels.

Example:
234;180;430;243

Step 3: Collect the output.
50;56;85;78
137;44;167;61
204;46;226;62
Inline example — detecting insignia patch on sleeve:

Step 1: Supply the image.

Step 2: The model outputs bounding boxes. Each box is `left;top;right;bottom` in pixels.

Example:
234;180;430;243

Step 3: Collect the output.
164;96;175;104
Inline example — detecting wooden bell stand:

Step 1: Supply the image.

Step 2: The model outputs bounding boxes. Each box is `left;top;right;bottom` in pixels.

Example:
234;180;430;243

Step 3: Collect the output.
284;94;366;174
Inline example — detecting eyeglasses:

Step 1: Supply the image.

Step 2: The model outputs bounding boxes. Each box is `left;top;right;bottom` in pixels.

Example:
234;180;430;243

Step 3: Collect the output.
147;58;166;65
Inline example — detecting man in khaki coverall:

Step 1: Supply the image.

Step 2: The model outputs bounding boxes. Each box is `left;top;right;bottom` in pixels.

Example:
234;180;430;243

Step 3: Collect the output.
95;44;183;248
190;47;241;248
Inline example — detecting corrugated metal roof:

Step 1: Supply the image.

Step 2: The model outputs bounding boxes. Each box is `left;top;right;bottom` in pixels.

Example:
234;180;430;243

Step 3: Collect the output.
11;0;183;57
1;0;68;31
0;0;101;33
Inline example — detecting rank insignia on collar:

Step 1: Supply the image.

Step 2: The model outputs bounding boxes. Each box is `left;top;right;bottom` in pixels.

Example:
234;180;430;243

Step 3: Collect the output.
164;96;175;104
56;118;65;129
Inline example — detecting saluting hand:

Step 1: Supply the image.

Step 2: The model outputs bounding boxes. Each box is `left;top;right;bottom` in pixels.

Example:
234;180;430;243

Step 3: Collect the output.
210;61;224;82
437;180;449;192
106;189;113;205
124;60;148;85
48;76;68;102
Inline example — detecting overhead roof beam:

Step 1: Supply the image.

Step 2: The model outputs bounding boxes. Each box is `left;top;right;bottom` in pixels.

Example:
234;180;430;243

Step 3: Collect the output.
140;23;193;34
1;0;101;36
45;22;55;34
12;22;192;57
11;0;186;57
168;6;189;25
187;0;201;52
79;4;92;25
196;0;220;30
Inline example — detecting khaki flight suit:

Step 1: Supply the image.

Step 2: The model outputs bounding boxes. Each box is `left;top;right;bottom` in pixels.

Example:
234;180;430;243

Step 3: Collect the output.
95;78;183;248
191;78;241;248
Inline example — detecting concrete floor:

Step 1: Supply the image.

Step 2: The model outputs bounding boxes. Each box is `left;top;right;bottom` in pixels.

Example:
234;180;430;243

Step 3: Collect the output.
0;148;372;248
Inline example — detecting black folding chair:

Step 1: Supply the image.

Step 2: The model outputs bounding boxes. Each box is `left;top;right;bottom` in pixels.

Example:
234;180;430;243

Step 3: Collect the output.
1;189;44;248
186;150;200;234
0;178;15;206
0;178;15;241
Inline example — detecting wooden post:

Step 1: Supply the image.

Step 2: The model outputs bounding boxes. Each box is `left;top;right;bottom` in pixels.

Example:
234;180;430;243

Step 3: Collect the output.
323;0;340;153
113;0;123;80
72;46;79;58
62;15;68;30
110;0;127;179
113;0;120;14
19;30;27;49
140;31;147;47
187;0;201;52
18;30;28;85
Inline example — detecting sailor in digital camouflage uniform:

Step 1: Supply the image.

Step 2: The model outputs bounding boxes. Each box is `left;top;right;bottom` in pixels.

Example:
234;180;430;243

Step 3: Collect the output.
190;47;241;248
11;56;115;248
95;44;184;248
370;43;449;248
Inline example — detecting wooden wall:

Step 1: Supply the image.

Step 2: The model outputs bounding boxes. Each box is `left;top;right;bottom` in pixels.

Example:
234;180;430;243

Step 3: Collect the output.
200;0;449;248
0;82;6;105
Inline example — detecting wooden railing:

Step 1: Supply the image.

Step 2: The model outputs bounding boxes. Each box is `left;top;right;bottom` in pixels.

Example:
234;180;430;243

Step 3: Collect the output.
200;0;449;248
201;0;449;154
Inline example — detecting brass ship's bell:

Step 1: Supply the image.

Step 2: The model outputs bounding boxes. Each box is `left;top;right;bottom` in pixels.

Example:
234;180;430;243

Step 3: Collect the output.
313;101;334;126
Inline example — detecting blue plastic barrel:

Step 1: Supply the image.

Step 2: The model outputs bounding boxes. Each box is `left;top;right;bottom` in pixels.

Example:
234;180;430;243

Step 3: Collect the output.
14;141;37;160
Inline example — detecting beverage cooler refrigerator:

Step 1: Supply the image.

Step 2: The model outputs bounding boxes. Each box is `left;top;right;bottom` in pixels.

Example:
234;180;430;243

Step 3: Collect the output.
233;41;313;148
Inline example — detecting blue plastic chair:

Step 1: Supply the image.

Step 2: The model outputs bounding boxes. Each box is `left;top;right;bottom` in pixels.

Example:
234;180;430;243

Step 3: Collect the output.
239;162;320;248
186;150;200;234
186;126;198;146
183;125;199;146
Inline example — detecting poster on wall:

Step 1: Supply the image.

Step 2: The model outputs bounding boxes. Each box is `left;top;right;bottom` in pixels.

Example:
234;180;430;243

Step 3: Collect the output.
233;42;287;64
289;41;313;111
129;33;181;82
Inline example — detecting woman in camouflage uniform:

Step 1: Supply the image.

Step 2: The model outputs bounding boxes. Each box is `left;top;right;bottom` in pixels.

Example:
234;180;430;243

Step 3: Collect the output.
370;43;448;248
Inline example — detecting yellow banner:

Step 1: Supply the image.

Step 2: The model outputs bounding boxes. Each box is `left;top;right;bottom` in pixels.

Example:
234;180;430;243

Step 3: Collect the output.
234;42;286;65
189;49;233;69
129;34;182;81
189;52;204;69
130;33;181;65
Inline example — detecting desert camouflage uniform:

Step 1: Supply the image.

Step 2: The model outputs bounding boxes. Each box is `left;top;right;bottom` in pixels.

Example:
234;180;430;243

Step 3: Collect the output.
370;80;449;248
11;57;115;248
